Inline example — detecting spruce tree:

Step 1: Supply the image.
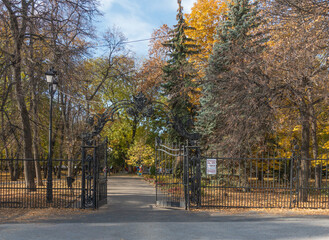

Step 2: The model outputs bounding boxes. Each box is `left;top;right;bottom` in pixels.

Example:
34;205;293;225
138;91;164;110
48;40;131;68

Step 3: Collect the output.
198;0;271;154
162;0;199;138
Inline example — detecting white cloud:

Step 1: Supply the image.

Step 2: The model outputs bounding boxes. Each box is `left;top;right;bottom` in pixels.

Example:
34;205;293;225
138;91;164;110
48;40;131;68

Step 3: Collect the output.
160;0;197;14
98;0;116;9
166;0;197;13
107;13;152;40
181;0;197;13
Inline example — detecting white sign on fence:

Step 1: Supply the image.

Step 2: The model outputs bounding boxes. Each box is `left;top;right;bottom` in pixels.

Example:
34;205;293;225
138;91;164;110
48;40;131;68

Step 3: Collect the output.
206;159;217;175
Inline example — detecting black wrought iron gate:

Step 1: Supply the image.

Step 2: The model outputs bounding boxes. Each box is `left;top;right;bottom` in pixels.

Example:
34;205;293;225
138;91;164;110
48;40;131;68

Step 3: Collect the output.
155;139;185;208
81;138;108;209
155;139;201;209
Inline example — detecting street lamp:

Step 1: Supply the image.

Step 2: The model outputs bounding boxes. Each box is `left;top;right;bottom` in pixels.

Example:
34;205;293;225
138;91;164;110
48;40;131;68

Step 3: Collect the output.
45;67;57;203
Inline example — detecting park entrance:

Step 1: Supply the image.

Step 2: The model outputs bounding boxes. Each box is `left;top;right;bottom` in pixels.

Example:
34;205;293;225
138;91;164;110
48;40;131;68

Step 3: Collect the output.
2;92;329;210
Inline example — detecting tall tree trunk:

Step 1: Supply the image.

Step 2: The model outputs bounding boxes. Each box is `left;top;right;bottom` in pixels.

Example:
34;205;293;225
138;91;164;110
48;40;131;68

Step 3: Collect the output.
68;153;73;178
58;93;65;179
64;97;74;178
238;152;250;192
131;116;138;145
7;150;18;181
13;64;36;191
32;105;43;186
299;105;310;202
309;103;320;189
4;0;36;191
29;0;43;187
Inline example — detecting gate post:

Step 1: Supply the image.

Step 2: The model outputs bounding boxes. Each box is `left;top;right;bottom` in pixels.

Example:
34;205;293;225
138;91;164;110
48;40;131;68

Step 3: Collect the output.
105;137;108;177
289;155;294;208
197;145;201;208
186;140;201;209
93;142;98;209
183;143;189;210
194;141;202;208
81;143;86;209
155;137;158;205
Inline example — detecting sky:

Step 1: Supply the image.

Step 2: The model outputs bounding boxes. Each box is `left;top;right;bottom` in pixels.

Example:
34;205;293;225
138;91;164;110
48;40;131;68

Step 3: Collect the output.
95;0;197;58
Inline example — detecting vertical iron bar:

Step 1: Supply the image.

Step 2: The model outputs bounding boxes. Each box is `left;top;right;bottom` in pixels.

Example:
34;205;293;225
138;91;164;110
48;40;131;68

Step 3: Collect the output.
155;138;158;205
289;156;294;208
81;144;86;209
186;143;190;210
93;142;98;209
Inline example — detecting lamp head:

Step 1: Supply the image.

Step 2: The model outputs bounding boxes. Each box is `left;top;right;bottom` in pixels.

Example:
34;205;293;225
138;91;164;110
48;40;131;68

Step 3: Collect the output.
45;68;57;84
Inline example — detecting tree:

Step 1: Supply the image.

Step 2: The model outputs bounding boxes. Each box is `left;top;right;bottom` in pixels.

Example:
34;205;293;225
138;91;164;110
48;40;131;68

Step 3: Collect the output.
266;0;329;20
0;0;99;189
263;8;329;200
1;0;38;190
138;24;171;98
127;140;155;167
198;0;272;155
162;0;200;139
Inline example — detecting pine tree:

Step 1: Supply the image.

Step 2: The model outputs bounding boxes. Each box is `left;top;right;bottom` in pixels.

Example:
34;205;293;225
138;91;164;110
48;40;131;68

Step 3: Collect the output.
162;0;200;137
198;0;272;154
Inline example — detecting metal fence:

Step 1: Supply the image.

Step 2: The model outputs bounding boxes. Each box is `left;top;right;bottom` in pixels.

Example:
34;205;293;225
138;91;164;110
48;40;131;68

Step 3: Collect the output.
154;138;329;210
199;155;329;209
0;139;108;209
0;158;83;208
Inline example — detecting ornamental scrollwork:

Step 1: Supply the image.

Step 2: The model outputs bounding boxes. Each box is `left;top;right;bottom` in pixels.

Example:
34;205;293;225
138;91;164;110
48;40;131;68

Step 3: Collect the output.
82;92;200;145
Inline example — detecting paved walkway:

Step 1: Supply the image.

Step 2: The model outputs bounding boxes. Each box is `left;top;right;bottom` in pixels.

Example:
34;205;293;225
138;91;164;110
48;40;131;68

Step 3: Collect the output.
1;175;329;240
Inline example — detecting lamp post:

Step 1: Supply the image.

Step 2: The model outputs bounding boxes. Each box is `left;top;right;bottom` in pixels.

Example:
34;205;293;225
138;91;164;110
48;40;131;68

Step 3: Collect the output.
45;68;57;203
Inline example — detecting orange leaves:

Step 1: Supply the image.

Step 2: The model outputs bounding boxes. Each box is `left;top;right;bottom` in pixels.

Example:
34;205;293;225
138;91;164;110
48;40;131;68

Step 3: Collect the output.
137;25;171;96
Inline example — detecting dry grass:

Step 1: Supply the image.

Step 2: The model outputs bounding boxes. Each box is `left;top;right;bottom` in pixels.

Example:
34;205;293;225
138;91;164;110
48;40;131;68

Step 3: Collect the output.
146;175;329;210
200;187;329;208
0;208;92;223
0;179;82;208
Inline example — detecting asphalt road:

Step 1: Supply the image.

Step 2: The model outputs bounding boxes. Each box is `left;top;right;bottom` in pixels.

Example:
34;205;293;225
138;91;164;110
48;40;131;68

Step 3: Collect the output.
1;175;329;240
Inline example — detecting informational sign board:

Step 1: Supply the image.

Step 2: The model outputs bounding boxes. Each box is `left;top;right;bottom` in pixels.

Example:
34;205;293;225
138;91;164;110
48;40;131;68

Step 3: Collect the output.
206;159;217;175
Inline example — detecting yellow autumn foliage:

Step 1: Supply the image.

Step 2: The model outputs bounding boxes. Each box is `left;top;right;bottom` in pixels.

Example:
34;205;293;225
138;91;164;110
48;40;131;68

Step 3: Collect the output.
127;141;155;167
185;0;229;70
184;0;229;106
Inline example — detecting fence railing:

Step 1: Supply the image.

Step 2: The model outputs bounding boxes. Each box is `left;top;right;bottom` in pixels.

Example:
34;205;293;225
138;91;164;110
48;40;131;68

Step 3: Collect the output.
154;138;329;209
200;155;329;209
0;158;82;208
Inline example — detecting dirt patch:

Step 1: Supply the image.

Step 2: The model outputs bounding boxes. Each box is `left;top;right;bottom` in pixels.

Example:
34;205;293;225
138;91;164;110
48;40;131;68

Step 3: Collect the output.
0;208;92;223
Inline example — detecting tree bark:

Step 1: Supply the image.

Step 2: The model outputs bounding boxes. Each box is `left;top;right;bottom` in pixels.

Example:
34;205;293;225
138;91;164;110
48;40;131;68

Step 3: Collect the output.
32;113;43;186
4;0;36;191
310;108;320;190
299;105;310;202
28;0;43;187
238;154;250;192
309;102;320;189
13;63;36;191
